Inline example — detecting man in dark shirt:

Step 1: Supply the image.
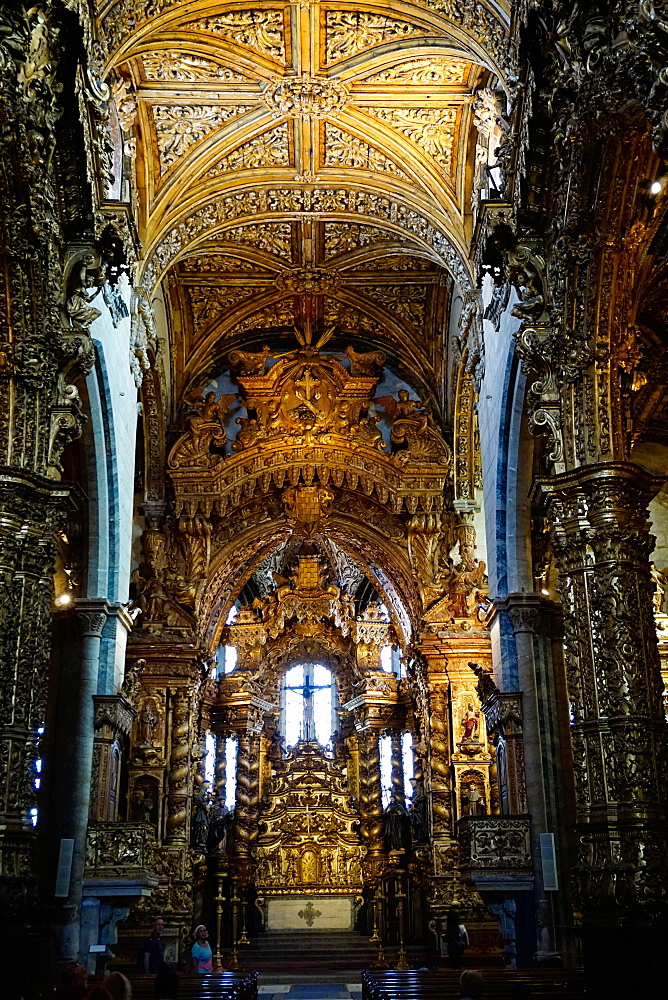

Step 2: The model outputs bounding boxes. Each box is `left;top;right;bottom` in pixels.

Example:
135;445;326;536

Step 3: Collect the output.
141;917;165;974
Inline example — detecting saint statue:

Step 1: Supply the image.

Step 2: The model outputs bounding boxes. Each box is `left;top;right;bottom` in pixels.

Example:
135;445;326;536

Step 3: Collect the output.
191;780;211;850
461;703;480;742
138;701;157;745
462;782;485;816
408;776;429;844
382;797;411;853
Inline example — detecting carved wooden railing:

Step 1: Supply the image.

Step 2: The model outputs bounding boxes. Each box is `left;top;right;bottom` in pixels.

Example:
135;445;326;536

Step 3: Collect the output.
85;821;158;881
457;816;532;879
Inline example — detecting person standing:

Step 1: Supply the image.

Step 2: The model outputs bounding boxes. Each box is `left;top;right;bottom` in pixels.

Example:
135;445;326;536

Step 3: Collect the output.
444;908;468;970
190;924;213;974
140;918;165;974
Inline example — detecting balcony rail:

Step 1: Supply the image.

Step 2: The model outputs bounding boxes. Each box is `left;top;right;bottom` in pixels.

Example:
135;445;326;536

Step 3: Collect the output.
457;815;532;877
85;821;157;880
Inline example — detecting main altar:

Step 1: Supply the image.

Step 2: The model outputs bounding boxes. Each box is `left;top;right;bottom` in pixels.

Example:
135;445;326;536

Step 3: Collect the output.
253;741;364;931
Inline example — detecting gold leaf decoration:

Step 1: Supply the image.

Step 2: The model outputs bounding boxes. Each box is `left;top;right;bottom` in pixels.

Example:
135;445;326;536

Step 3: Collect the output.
186;9;286;63
324;222;408;259
362;58;470;86
181;255;277;275
210;124;291;174
142;52;256;82
225;298;296;337
152;105;254;173
214;223;293;259
344;255;435;272
323;296;384;335
188;286;268;328
325;11;427;65
359;107;457;172
323;124;410;179
362;284;428;328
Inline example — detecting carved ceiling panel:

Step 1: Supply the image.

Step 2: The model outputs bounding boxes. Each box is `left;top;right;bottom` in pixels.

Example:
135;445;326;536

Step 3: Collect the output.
105;1;501;408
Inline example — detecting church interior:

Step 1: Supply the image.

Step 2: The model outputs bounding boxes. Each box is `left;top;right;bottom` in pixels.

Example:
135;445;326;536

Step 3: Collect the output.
2;1;668;997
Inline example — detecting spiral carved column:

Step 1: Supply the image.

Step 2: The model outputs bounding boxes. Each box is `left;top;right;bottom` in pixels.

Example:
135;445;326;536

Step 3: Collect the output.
390;731;405;806
232;732;252;867
166;688;191;844
358;729;383;858
428;684;453;835
214;732;227;804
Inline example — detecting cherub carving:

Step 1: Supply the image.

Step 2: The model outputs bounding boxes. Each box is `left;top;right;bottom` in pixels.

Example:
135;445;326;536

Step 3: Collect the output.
65;253;106;331
374;390;449;464
169;390;236;468
229;345;271;375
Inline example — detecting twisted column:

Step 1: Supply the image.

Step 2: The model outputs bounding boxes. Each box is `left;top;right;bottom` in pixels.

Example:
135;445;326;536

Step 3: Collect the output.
428;684;453;835
390;731;405;806
232;732;252;863
358;729;383;855
166;688;191;844
214;732;227;804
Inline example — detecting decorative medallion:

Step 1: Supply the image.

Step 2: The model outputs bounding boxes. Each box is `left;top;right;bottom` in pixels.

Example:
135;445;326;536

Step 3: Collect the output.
276;267;341;296
263;75;349;119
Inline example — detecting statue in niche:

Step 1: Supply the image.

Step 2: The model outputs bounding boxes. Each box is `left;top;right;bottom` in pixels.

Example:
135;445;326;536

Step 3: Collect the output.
382;797;411;853
131;777;158;825
138;699;158;746
408;776;429;844
191;780;211;850
462;781;486;816
207;800;232;855
461;703;480;743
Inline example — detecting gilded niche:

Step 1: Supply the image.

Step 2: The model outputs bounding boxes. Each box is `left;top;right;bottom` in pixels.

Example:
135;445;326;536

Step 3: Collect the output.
254;741;364;895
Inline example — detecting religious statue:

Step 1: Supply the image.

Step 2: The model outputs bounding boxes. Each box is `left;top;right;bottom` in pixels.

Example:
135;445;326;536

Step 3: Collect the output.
169;391;236;468
461;703;480;742
462;782;485;816
408;776;429;844
207;800;232;854
65;253;105;331
138;700;157;746
191;780;211;850
382;797;411;853
132;786;156;825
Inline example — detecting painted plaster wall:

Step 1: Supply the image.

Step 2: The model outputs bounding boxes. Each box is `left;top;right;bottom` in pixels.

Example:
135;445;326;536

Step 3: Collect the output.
85;275;138;693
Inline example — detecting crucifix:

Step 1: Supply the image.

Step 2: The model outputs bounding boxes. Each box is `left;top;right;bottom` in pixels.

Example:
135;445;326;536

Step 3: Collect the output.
284;664;330;743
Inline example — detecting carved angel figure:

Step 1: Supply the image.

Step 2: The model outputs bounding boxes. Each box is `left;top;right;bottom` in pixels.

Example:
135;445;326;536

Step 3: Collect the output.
229;345;271;375
374;390;450;465
344;345;386;375
66;253;105;331
169;391;236;468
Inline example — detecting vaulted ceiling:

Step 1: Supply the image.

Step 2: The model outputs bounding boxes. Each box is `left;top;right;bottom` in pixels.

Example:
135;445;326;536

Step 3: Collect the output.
105;2;507;411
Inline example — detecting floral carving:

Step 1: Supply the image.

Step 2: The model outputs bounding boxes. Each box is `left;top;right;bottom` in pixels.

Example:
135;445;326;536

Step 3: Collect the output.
362;284;428;329
263;76;348;119
209;124;291;174
324;222;407;259
152;105;254;173
323;125;410;179
213;222;293;260
142;52;255;83
186;10;286;63
325;12;426;65
361;108;457;172
363;58;470;86
187;286;266;329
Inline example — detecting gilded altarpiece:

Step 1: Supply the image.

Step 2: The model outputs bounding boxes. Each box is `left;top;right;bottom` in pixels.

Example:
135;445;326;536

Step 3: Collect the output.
254;741;364;929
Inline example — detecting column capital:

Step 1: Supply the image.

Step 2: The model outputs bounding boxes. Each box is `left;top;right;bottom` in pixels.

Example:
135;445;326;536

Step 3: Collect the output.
75;599;113;637
531;461;665;530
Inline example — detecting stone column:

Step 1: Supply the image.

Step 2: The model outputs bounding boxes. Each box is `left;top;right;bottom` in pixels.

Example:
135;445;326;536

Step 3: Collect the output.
165;688;191;845
534;463;668;995
55;600;110;962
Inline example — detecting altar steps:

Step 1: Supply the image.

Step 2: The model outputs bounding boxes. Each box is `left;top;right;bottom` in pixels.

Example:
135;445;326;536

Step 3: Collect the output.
240;930;409;972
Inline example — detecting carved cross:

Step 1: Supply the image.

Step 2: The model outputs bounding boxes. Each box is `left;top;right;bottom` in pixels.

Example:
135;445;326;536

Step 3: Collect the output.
295;369;320;400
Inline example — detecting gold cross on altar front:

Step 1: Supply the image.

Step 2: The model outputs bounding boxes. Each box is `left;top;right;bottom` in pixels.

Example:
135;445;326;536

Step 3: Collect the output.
298;901;322;927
